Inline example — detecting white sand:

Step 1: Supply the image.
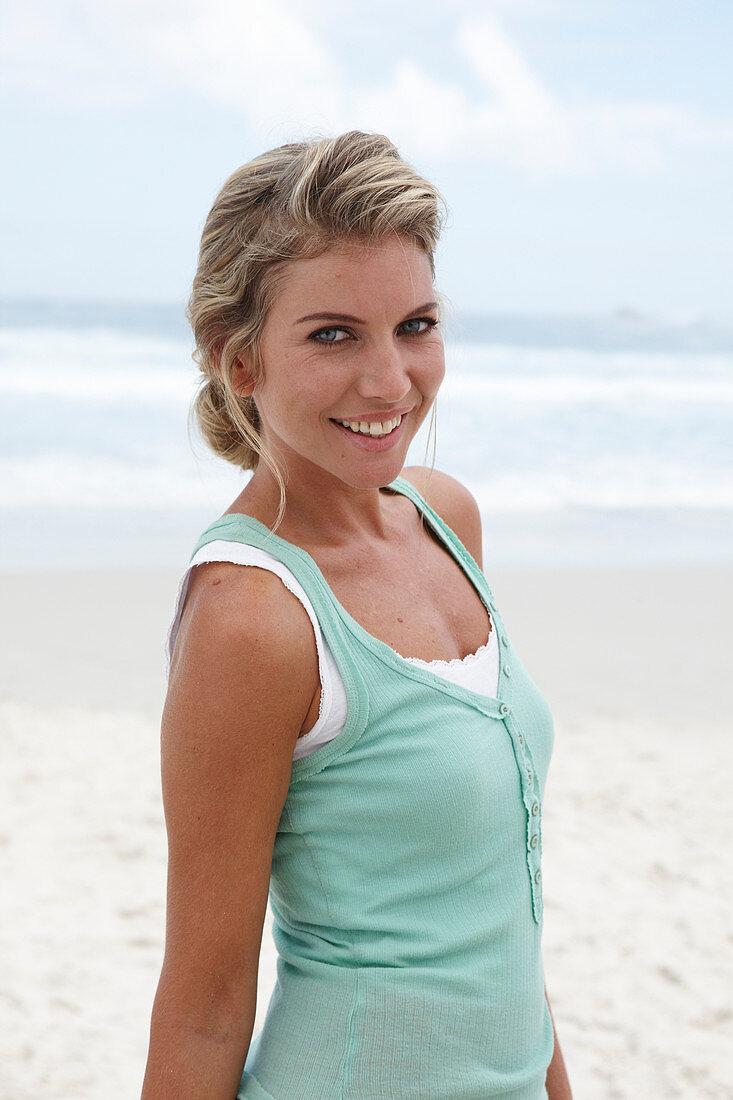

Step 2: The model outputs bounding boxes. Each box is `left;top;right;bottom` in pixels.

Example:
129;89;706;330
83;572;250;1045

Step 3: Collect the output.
1;565;731;1098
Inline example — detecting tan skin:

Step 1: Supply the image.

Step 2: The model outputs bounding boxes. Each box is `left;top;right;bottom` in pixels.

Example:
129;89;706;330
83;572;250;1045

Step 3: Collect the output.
142;235;571;1098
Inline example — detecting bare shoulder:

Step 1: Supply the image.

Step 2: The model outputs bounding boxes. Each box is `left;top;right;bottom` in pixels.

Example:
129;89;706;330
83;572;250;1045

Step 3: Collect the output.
168;559;320;753
400;466;483;566
175;559;315;670
156;560;320;1028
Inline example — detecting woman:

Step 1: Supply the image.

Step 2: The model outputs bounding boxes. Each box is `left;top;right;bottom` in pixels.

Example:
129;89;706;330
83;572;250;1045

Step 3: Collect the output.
142;130;572;1099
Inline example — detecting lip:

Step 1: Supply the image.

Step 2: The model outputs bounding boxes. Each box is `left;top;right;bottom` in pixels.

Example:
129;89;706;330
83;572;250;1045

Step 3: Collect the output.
332;407;413;424
330;411;409;451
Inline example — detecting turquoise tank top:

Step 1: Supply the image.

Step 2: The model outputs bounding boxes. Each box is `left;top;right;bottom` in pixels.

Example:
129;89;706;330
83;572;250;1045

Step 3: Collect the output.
190;477;555;1100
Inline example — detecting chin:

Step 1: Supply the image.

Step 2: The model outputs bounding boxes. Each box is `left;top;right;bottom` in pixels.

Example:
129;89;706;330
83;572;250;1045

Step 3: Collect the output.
338;461;407;491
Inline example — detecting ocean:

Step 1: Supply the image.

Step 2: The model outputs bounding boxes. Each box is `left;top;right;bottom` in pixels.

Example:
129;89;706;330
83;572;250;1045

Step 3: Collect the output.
1;299;732;570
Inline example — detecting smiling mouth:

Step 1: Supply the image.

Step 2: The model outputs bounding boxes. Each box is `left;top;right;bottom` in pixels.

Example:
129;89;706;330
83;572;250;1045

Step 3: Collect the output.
333;414;403;438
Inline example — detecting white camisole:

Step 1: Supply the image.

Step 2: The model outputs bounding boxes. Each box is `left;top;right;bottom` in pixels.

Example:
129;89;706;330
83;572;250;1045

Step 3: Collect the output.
166;540;500;762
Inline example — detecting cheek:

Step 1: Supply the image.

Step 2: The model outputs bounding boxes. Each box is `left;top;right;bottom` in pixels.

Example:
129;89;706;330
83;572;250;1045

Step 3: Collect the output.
255;363;334;436
422;347;446;394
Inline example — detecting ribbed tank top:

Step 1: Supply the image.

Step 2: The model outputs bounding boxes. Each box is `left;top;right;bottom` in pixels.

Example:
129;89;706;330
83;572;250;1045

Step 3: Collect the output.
187;477;555;1099
166;543;500;761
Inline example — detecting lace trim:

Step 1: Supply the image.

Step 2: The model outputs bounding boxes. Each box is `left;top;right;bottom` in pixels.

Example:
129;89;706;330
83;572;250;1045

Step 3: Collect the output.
401;631;496;671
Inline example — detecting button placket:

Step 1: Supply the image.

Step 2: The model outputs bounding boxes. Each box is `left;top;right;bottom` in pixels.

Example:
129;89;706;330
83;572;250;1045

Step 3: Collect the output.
491;605;544;923
527;797;543;923
489;602;509;658
500;707;543;924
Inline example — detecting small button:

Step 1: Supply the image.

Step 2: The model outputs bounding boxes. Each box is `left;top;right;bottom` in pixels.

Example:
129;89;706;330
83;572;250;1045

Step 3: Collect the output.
530;834;539;849
501;634;509;646
518;735;525;748
500;703;511;716
526;768;533;782
531;801;540;816
534;869;542;884
503;664;512;677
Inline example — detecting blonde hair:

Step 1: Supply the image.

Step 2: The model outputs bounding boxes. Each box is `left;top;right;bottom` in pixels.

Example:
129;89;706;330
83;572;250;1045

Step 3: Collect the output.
187;129;448;508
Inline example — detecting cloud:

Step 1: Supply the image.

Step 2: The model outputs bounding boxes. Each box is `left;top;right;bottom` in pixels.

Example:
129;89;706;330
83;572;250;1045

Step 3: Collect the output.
351;19;577;173
0;0;180;109
2;0;731;175
141;0;348;128
457;15;556;120
351;15;733;174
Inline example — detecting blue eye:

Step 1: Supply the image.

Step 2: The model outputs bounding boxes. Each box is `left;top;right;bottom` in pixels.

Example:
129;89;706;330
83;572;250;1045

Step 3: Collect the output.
400;319;433;334
309;318;438;349
312;327;346;344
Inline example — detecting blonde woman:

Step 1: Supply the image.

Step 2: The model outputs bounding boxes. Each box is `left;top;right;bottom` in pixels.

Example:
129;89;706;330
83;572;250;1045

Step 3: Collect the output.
142;131;572;1099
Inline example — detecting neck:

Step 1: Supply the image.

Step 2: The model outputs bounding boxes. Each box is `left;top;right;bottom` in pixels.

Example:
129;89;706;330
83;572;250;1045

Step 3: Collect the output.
237;462;403;550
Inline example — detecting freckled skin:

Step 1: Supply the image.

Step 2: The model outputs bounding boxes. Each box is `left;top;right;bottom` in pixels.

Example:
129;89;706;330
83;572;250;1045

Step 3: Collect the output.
230;235;446;502
143;233;573;1100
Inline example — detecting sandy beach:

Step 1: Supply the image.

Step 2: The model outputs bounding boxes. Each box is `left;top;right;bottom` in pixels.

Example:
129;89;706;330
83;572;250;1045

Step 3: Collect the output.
1;563;731;1099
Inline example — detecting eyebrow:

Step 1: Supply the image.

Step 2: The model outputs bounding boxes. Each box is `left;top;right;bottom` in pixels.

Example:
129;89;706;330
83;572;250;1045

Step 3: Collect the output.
295;301;439;326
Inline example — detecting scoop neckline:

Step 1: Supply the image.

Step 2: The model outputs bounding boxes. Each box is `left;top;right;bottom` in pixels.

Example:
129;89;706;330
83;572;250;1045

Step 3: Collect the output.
403;633;495;671
204;477;509;711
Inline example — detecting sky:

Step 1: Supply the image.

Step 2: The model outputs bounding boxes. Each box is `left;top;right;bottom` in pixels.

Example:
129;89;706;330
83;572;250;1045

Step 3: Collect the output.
1;0;731;321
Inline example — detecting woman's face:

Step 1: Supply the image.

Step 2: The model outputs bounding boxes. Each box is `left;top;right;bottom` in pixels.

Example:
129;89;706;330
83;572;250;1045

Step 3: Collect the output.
245;234;445;492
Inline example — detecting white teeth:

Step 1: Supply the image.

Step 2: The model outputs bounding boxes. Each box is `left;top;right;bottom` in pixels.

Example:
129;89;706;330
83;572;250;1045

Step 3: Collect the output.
337;414;403;437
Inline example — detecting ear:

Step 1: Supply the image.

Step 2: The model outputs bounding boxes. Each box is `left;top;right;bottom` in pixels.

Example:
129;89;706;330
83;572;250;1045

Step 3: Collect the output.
231;354;256;397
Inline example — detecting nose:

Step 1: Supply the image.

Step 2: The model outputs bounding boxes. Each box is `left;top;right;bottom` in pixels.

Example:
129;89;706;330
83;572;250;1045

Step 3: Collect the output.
355;342;412;403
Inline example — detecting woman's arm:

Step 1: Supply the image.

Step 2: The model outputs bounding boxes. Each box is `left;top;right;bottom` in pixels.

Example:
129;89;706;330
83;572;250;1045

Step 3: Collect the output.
141;562;320;1099
545;989;573;1099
